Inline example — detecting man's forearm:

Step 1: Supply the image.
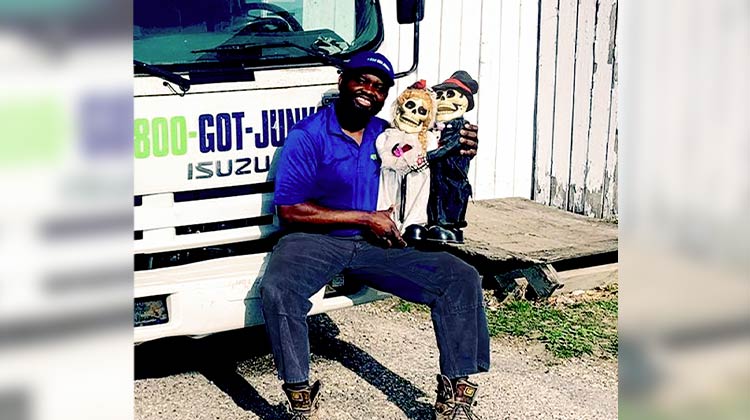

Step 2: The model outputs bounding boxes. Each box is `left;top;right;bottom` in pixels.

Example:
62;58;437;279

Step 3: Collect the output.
277;202;405;247
277;202;373;228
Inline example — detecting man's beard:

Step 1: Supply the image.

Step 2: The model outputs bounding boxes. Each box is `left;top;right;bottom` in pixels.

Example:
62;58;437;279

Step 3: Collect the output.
336;89;384;131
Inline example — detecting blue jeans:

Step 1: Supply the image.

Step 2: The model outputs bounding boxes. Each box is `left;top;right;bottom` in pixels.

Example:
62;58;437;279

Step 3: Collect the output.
260;232;490;383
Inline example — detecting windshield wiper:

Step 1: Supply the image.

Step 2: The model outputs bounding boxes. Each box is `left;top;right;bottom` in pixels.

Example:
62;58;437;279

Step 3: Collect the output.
192;41;344;68
134;60;191;95
282;41;345;68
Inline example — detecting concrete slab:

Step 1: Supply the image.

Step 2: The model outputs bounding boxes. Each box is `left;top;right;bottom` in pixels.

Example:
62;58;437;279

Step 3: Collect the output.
432;198;618;297
446;198;618;267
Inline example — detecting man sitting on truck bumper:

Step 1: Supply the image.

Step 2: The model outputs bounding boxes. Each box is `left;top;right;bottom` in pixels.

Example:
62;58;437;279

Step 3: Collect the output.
260;51;489;420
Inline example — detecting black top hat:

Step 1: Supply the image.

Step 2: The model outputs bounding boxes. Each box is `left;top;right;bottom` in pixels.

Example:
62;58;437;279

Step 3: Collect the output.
432;70;479;112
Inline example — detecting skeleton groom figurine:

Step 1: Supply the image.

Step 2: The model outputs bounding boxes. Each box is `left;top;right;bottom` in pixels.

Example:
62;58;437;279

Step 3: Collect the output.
426;71;479;244
376;80;438;244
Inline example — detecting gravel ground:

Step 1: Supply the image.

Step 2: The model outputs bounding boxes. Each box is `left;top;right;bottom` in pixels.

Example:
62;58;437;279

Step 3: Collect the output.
135;300;617;420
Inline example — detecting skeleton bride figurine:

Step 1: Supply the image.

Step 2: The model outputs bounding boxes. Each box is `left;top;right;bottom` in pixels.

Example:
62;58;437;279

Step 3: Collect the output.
376;80;438;244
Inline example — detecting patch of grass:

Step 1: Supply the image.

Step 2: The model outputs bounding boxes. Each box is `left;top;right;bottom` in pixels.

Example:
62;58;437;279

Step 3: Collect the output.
395;300;414;313
486;297;618;359
392;298;429;313
387;291;618;359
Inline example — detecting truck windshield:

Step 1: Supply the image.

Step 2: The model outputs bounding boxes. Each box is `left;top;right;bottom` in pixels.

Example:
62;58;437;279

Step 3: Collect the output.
134;0;383;70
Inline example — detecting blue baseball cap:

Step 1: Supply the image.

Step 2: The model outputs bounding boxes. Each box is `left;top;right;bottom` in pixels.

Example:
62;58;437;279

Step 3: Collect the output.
342;51;395;86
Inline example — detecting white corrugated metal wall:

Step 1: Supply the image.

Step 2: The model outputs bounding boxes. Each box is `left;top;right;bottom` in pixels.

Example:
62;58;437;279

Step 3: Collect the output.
377;0;618;219
378;0;540;201
534;0;618;219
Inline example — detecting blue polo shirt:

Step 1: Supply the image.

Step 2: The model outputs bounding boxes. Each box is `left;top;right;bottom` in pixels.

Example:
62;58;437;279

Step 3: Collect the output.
273;103;389;236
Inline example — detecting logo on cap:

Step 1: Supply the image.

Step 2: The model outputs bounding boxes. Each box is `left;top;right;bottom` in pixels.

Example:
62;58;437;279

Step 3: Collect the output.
344;51;395;85
365;57;392;71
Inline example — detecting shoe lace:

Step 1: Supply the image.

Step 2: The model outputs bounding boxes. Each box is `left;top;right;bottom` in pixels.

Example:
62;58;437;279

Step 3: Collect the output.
289;411;312;420
450;401;483;420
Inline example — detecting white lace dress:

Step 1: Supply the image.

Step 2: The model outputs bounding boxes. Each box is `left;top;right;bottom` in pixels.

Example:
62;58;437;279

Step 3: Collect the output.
375;128;438;232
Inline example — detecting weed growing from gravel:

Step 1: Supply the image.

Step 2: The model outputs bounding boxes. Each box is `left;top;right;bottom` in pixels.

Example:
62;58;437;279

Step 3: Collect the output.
391;299;428;313
486;296;618;359
395;300;414;312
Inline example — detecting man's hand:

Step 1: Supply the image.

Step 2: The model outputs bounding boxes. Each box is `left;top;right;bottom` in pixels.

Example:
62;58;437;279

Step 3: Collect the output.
277;203;406;248
367;207;407;248
459;123;479;157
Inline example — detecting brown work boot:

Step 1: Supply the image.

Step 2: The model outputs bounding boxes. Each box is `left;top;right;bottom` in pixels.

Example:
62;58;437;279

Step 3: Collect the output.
282;380;322;420
434;374;482;420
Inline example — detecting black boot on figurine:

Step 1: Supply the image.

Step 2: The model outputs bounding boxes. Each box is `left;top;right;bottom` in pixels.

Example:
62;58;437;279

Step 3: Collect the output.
451;228;464;244
426;225;458;244
403;224;428;246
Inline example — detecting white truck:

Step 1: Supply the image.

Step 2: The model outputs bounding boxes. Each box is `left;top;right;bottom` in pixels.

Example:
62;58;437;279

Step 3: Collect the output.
133;0;426;343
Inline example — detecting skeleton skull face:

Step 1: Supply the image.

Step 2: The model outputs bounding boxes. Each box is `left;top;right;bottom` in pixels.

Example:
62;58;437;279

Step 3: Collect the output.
394;97;430;134
435;88;469;122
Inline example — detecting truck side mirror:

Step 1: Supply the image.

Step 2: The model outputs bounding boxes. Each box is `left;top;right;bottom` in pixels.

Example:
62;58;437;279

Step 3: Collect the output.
397;0;424;24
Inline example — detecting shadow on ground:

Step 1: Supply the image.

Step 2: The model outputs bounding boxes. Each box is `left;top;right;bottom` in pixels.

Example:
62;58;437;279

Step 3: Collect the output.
134;314;432;420
135;325;288;418
308;314;434;419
